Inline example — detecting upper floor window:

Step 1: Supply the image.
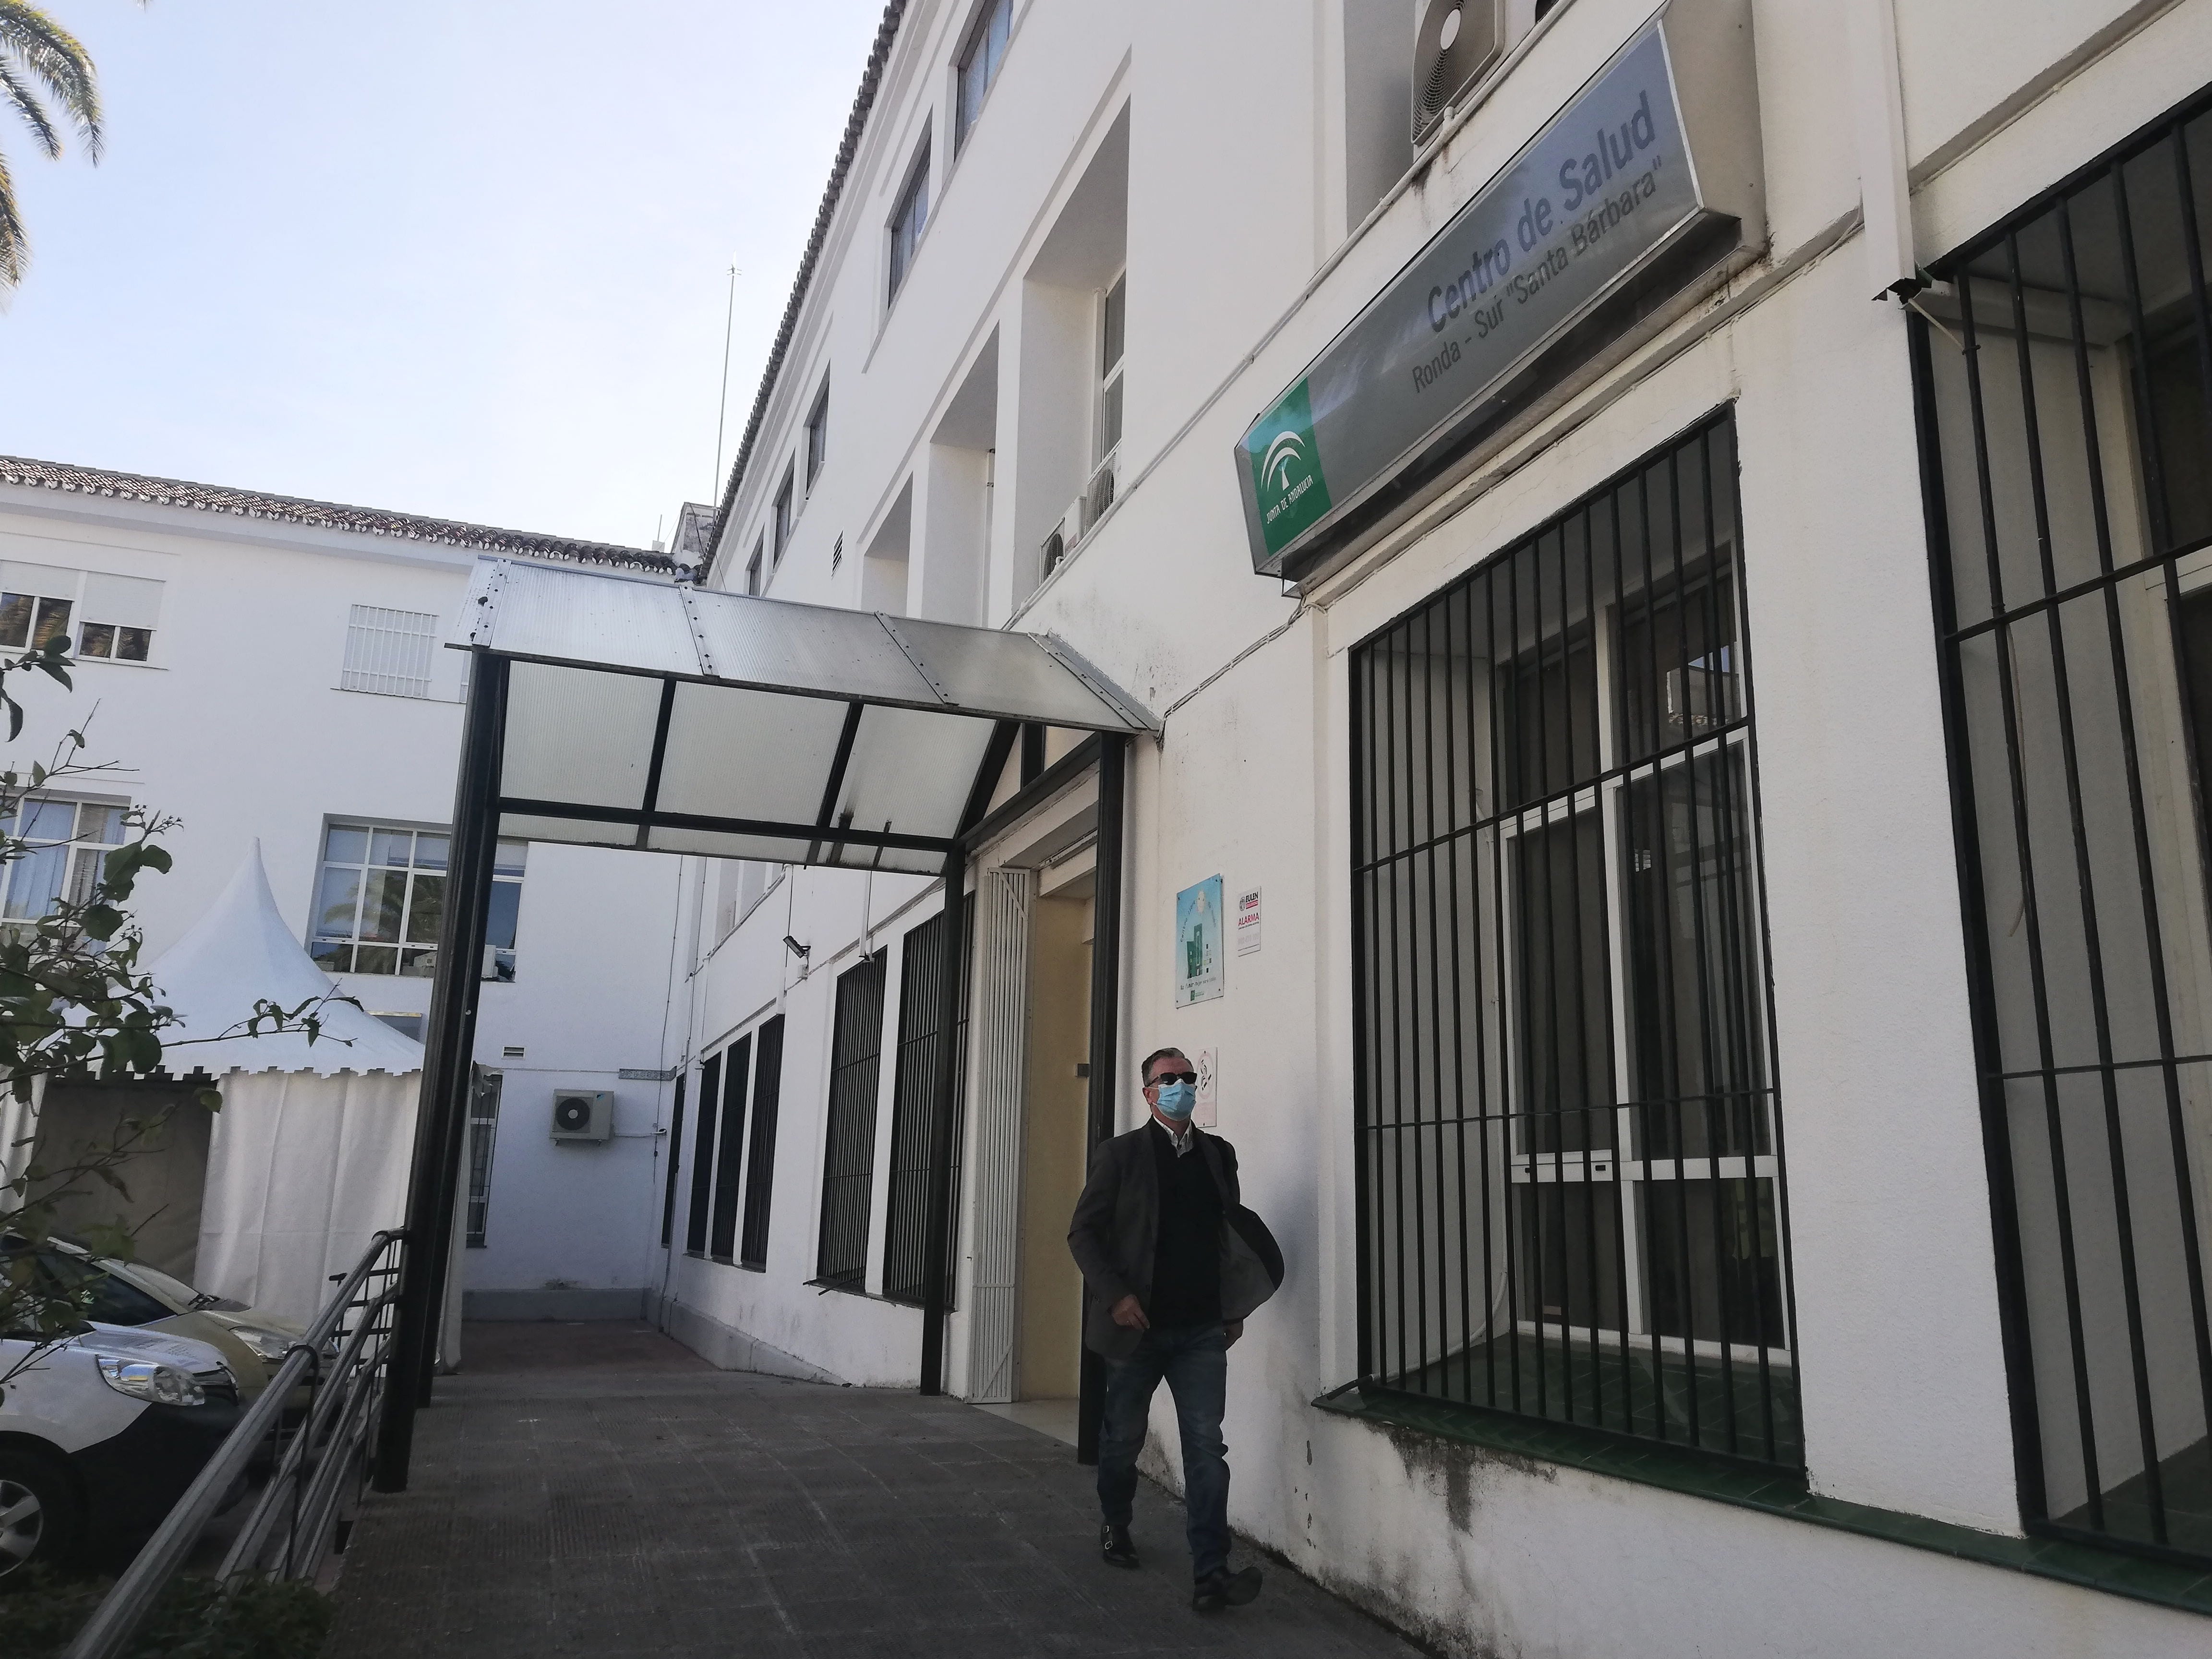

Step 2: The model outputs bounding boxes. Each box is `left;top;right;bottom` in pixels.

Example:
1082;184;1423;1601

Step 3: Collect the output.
341;605;440;698
310;820;527;981
0;564;162;662
773;467;796;567
745;538;765;597
0;797;126;923
888;137;931;302
954;0;1013;152
805;380;830;493
1087;272;1127;525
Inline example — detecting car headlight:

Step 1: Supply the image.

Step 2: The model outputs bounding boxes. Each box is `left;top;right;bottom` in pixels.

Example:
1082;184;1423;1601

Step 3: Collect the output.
96;1356;206;1407
227;1325;295;1365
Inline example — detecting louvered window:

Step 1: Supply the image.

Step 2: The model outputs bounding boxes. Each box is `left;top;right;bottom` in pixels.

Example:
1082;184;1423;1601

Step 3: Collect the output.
341;605;439;697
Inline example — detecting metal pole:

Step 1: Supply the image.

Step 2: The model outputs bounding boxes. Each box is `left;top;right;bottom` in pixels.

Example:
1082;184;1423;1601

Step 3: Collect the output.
1076;733;1127;1464
373;651;509;1492
916;844;971;1395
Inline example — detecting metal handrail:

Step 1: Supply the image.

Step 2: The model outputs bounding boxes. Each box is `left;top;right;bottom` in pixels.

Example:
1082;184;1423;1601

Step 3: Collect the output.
60;1229;408;1659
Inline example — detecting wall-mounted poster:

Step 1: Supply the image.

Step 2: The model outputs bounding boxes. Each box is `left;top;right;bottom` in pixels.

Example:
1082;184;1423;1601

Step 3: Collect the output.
1175;876;1224;1006
1194;1047;1218;1129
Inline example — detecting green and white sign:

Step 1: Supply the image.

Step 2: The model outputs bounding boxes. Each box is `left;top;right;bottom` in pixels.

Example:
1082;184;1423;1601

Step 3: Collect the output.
1235;3;1759;577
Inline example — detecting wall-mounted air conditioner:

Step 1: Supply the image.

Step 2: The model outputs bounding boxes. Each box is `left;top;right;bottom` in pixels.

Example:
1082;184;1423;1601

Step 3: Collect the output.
1413;0;1505;147
550;1089;613;1143
1040;493;1086;577
1084;449;1121;530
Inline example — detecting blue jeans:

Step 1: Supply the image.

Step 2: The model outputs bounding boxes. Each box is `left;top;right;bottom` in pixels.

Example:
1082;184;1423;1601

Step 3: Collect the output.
1096;1322;1230;1581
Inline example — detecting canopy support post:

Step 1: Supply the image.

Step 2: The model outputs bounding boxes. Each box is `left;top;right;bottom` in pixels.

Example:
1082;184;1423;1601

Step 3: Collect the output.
373;651;509;1493
915;843;970;1397
1076;732;1127;1465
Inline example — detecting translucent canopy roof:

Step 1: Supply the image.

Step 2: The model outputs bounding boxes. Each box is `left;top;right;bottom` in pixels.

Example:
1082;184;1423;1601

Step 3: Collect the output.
455;560;1154;875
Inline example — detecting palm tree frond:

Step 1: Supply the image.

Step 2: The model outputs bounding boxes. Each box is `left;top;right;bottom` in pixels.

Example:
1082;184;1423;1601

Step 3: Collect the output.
0;145;26;290
0;1;101;160
0;54;61;160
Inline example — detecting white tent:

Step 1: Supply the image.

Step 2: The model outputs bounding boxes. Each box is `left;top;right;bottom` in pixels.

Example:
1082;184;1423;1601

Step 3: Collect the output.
150;844;435;1332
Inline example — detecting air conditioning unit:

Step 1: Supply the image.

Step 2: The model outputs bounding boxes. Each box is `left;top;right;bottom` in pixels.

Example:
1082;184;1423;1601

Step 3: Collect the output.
1084;449;1121;529
1039;493;1086;577
1413;0;1504;147
550;1089;613;1143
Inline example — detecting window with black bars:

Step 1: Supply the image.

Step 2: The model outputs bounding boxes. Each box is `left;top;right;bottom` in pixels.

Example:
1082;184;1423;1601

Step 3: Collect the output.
1912;84;2212;1569
882;899;974;1308
465;1068;503;1249
660;1072;687;1249
739;1016;785;1269
685;1050;721;1255
710;1033;752;1262
815;953;887;1292
1350;411;1798;1467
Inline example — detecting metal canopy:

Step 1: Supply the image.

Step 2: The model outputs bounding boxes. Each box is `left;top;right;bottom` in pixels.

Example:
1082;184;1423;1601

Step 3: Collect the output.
454;559;1155;874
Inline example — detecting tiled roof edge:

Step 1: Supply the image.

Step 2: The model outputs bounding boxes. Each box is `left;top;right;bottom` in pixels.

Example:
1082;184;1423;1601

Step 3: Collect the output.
705;0;910;585
0;456;677;575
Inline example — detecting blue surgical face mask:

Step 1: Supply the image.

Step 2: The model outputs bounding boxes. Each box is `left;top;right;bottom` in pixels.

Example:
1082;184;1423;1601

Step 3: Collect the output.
1153;1080;1196;1121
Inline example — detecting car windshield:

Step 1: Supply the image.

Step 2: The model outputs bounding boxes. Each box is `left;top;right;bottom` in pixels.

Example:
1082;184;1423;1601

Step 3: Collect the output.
35;1250;172;1326
111;1258;208;1310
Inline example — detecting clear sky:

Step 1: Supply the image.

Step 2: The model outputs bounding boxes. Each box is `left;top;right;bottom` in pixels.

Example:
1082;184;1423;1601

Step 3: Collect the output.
0;1;884;550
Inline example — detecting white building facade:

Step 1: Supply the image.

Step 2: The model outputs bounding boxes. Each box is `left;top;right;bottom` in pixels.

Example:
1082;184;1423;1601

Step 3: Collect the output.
638;0;2212;1652
0;460;688;1321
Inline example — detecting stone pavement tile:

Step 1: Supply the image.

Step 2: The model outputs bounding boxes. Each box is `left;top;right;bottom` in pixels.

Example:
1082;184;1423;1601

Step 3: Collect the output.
325;1322;1423;1658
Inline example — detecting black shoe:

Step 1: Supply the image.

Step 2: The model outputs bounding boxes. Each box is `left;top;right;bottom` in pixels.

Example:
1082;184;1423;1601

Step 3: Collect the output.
1100;1523;1139;1568
1191;1565;1262;1611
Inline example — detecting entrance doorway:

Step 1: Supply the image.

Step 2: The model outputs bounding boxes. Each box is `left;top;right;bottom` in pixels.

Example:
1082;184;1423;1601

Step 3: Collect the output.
967;789;1098;1435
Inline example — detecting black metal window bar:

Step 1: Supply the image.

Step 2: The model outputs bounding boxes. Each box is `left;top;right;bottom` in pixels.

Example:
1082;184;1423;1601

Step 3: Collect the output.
660;1071;687;1248
883;898;974;1306
815;951;888;1291
709;1031;753;1262
685;1048;721;1255
1350;410;1799;1467
1911;84;2212;1567
738;1015;785;1268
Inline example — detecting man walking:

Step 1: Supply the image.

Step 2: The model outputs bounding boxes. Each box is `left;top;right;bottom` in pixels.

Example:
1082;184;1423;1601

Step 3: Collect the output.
1068;1045;1269;1612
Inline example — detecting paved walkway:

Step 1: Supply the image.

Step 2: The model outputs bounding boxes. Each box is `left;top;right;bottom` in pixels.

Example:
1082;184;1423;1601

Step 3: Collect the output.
324;1322;1422;1658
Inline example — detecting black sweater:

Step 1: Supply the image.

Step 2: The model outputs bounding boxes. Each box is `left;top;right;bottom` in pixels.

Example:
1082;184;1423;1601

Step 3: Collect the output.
1145;1120;1223;1326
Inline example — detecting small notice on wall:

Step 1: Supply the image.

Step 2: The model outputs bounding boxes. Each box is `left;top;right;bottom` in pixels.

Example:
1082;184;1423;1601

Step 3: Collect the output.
1175;876;1225;1005
1195;1047;1218;1129
1236;887;1262;955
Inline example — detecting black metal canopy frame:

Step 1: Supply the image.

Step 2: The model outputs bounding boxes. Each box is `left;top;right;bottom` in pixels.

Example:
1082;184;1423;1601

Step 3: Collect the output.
373;563;1150;1491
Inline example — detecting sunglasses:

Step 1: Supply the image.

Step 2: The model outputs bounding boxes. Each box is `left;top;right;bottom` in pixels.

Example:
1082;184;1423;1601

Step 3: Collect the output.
1149;1070;1198;1087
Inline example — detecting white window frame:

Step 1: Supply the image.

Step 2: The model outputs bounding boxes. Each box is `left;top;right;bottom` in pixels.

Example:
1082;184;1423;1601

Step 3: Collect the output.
310;819;528;981
805;378;831;494
0;794;129;926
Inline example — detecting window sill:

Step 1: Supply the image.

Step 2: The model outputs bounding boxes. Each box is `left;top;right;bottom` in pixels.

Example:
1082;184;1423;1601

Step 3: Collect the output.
1313;1385;2212;1619
71;656;166;672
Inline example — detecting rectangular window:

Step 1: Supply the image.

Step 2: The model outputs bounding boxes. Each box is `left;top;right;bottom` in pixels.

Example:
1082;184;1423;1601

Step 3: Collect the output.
660;1071;687;1249
773;467;795;567
341;605;439;697
815;952;887;1291
1087;273;1127;527
1914;87;2212;1571
709;1033;752;1262
881;900;973;1308
1349;412;1796;1467
805;380;830;492
0;797;125;923
888;137;931;302
745;539;765;598
686;1050;721;1255
954;0;1012;152
75;574;161;662
740;1015;785;1269
309;821;526;980
465;1068;503;1248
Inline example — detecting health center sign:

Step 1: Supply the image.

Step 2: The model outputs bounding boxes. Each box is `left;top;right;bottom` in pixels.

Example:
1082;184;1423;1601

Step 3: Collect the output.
1237;0;1763;577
